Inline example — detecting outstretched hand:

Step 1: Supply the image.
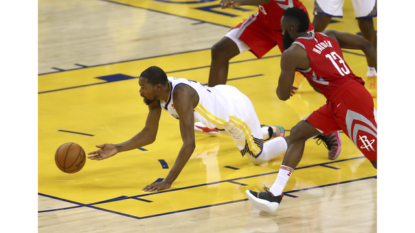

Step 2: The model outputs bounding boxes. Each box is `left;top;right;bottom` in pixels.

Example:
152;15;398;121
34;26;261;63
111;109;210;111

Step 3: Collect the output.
88;143;118;160
220;0;241;9
143;180;171;192
290;86;299;96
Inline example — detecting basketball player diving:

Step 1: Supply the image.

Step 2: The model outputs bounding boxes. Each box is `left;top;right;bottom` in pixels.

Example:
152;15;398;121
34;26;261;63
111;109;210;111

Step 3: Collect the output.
87;66;289;192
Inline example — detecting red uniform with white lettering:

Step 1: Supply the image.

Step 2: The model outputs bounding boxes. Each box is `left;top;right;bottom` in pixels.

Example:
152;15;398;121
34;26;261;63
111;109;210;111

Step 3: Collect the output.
295;32;377;161
233;0;314;58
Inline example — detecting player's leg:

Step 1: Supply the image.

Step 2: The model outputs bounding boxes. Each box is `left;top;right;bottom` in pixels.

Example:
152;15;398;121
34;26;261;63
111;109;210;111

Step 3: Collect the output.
357;18;377;49
209;14;276;87
352;0;377;98
312;14;332;32
312;0;344;31
335;84;377;168
217;85;288;164
246;104;340;213
208;35;241;87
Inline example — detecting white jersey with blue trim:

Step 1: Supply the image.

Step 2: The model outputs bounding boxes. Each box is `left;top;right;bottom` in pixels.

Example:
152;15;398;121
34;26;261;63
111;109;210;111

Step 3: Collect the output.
159;77;232;130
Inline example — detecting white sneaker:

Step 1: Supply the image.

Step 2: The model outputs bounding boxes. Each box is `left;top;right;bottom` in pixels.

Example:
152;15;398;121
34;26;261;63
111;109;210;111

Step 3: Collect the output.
246;187;283;214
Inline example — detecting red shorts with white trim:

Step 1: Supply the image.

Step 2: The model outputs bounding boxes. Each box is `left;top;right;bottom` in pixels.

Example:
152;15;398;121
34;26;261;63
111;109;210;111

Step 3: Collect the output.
231;11;314;58
305;80;377;161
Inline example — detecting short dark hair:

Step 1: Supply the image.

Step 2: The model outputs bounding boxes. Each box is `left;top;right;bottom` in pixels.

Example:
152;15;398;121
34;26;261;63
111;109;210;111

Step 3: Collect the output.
140;66;168;86
283;7;309;33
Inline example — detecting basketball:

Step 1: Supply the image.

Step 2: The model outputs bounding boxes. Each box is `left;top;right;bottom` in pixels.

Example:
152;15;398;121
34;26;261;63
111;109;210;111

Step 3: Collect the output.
55;142;86;173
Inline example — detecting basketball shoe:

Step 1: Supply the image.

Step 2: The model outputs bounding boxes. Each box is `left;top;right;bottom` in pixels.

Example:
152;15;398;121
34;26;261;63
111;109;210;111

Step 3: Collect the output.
194;122;219;135
315;131;342;160
246;186;283;214
262;125;285;141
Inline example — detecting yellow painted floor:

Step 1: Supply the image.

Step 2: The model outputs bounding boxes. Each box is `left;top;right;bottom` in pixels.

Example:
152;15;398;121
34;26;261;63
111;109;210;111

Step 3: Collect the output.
38;0;378;232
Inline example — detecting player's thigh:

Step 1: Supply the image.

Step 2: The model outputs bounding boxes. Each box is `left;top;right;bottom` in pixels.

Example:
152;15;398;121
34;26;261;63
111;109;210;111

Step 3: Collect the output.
314;0;345;17
225;28;251;54
232;15;278;58
351;0;377;19
302;103;341;138
335;88;377;161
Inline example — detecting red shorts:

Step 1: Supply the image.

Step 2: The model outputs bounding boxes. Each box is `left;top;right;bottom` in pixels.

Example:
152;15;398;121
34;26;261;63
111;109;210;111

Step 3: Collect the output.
305;80;377;161
233;10;314;58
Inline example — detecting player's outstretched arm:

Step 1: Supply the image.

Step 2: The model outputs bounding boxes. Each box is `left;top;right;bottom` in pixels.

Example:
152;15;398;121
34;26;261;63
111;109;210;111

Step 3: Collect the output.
220;0;270;9
88;101;162;161
323;30;377;70
143;85;198;192
277;45;310;100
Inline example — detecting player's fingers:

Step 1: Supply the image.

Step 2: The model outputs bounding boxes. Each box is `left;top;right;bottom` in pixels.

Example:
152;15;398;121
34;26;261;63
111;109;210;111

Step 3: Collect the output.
96;144;105;148
87;150;99;155
88;155;99;160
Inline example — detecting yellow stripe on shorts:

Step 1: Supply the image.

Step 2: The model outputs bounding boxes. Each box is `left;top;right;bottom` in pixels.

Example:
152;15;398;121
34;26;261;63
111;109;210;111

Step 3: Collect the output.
194;103;226;127
229;116;262;155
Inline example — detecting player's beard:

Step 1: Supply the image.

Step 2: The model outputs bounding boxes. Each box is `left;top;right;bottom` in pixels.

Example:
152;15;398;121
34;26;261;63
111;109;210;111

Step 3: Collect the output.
142;95;156;105
282;31;295;50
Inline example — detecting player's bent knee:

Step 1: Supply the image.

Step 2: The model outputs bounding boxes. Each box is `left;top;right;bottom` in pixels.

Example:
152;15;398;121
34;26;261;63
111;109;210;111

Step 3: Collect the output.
211;38;238;61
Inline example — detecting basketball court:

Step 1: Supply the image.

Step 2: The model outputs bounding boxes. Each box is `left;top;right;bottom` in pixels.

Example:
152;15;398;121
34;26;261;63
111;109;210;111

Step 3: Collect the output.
38;0;378;232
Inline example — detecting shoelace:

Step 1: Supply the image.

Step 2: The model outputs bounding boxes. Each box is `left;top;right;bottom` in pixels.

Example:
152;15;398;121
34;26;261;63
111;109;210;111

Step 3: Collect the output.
315;134;338;150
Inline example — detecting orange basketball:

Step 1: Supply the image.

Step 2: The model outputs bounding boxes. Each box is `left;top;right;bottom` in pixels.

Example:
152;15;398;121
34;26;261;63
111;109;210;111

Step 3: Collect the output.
55;142;86;174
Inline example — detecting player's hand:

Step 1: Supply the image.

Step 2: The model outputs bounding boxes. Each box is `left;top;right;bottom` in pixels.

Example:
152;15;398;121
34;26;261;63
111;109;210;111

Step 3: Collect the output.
88;143;118;160
290;86;299;96
220;0;241;9
143;180;171;192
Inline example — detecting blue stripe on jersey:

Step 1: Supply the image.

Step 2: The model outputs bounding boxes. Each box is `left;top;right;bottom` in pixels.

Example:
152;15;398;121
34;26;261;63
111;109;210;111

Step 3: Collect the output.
164;81;173;110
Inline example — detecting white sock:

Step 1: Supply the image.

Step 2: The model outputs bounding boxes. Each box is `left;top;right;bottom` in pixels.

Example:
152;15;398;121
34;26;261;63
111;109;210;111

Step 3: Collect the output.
260;137;287;161
261;126;271;140
269;165;294;196
367;67;377;76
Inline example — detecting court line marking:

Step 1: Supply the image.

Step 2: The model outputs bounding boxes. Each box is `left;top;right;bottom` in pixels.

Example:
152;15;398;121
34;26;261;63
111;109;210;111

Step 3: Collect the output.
39;47;211;76
39;38;364;76
51;67;65;71
319;164;341;170
101;0;232;28
39;155;366;213
226;180;248;186
58;130;95;136
158;159;169;169
224;166;239;170
38;175;376;219
283;193;298;198
132;156;365;198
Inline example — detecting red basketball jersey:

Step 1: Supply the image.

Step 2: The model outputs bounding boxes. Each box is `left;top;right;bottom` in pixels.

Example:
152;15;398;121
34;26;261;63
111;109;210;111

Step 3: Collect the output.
293;32;365;99
258;0;313;31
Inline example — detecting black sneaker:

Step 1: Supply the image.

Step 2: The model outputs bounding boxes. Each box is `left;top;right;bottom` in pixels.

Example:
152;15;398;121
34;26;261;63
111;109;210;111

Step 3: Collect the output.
315;131;342;160
245;186;283;214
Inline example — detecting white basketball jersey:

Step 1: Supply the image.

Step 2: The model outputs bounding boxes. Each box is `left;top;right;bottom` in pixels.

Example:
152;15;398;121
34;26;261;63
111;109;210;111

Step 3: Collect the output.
159;77;232;129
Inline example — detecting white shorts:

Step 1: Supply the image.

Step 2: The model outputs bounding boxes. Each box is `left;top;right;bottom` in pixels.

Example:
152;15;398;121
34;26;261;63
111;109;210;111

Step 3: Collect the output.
314;0;377;19
225;28;251;54
213;85;264;158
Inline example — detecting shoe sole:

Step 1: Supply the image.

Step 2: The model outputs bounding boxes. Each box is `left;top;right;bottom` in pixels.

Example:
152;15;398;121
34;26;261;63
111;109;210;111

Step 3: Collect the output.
275;126;285;137
194;125;219;134
245;190;279;214
329;131;342;160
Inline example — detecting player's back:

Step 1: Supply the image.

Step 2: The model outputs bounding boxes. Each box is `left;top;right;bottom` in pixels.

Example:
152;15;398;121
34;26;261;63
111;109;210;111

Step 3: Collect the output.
293;32;364;100
160;77;232;129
